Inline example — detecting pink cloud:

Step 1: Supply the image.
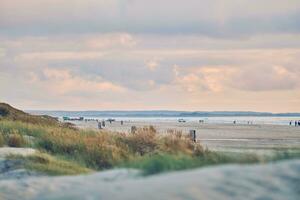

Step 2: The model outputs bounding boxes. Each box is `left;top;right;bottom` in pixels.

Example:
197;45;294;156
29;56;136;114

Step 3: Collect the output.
174;64;300;93
32;68;126;95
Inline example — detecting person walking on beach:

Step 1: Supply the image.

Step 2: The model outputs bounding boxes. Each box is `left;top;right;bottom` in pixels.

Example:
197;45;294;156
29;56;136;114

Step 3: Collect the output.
295;121;298;127
98;121;102;129
289;121;292;126
298;121;300;126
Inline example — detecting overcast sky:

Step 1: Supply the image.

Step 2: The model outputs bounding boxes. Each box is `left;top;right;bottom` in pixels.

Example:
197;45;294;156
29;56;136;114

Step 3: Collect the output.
1;0;300;112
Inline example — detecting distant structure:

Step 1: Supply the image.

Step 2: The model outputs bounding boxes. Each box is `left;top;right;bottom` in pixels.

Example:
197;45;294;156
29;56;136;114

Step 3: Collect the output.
189;130;196;142
107;118;115;124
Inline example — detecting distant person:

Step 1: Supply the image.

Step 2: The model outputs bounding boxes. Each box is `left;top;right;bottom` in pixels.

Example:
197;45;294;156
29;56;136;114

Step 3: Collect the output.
233;121;236;124
98;122;102;129
295;121;298;127
289;121;292;126
121;120;124;125
102;120;105;127
298;121;300;126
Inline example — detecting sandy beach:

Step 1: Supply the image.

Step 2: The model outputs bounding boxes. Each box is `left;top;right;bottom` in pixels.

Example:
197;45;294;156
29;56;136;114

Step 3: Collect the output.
74;120;300;152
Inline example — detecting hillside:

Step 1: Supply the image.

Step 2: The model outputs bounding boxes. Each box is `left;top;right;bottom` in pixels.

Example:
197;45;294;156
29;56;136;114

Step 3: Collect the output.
0;103;59;126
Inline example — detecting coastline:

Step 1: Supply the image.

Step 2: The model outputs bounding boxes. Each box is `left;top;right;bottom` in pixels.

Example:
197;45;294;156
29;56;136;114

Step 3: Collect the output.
72;120;300;153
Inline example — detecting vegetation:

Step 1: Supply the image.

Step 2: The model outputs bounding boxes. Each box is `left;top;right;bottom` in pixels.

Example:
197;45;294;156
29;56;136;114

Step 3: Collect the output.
1;103;300;176
8;153;91;175
7;133;26;147
0;102;74;128
0;120;203;170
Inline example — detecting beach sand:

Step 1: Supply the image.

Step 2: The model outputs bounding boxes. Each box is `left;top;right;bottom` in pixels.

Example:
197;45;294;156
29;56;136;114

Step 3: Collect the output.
73;120;300;153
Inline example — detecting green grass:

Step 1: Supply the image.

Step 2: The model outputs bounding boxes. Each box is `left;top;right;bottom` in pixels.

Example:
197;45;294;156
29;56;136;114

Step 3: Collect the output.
8;153;91;175
120;152;259;175
121;151;300;175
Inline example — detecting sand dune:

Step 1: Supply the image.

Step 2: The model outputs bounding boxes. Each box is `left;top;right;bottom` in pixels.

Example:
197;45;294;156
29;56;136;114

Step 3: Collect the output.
0;159;299;200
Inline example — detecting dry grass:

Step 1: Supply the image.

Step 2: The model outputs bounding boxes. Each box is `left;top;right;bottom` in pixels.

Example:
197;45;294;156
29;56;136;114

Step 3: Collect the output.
7;133;26;147
123;126;158;156
0;121;204;170
0;120;206;171
2;119;300;176
8;153;91;175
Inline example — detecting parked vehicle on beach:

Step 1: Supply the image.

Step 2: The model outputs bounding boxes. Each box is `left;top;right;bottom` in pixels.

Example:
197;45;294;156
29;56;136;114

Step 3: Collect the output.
178;119;186;123
63;116;84;121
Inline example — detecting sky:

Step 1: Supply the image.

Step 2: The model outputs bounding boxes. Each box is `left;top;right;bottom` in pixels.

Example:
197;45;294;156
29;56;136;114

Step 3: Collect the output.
0;0;300;112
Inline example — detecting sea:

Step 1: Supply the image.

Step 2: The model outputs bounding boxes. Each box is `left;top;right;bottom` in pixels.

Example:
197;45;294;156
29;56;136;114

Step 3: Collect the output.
28;111;300;126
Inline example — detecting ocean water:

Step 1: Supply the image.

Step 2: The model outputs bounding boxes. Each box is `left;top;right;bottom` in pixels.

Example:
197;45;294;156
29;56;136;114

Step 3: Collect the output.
29;110;300;126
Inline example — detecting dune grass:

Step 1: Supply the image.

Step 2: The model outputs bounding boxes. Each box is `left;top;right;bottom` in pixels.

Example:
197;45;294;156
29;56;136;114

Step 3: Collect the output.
0;120;205;171
0;102;60;126
8;153;91;175
121;152;259;175
122;150;300;175
1;119;300;176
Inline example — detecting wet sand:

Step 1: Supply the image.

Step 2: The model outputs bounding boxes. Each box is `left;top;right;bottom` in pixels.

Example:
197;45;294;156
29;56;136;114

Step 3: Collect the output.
74;120;300;152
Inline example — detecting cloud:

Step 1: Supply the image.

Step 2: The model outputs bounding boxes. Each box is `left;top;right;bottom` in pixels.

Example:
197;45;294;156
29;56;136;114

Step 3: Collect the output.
146;60;159;71
31;68;126;95
174;65;236;92
18;51;105;60
1;1;300;112
174;65;300;93
1;0;300;37
230;65;300;91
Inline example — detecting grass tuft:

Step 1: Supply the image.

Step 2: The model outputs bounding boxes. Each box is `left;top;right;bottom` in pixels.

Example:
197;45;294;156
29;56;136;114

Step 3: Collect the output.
7;133;26;147
8;153;91;175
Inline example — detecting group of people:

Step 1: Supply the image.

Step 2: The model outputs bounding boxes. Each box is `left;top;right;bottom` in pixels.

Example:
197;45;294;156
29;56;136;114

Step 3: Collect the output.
290;121;300;126
98;120;106;129
97;120;124;129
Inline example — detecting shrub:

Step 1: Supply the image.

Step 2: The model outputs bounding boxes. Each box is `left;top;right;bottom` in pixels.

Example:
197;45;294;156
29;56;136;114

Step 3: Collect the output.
159;132;202;156
124;126;158;155
7;133;26;147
